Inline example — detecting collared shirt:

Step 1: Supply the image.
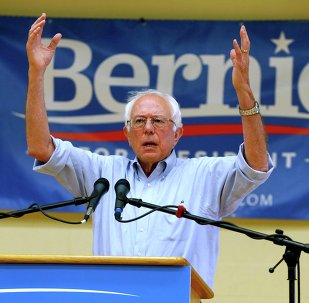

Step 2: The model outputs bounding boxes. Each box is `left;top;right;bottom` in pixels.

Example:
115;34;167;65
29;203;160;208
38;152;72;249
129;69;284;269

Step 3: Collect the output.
34;137;273;287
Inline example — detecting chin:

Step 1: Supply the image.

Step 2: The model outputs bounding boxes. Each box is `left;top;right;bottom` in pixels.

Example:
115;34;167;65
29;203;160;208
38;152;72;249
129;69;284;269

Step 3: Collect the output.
138;153;161;162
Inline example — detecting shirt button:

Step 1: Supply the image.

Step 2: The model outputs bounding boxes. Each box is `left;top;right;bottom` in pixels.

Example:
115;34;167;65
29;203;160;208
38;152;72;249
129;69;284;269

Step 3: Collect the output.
139;228;144;232
137;252;142;256
147;183;151;187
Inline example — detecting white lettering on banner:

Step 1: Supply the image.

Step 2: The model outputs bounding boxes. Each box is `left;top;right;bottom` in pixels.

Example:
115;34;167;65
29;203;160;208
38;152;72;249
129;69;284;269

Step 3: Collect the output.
281;152;297;169
240;194;273;207
94;54;150;113
78;145;301;169
38;38;309;125
270;152;297;168
269;57;299;115
199;55;261;108
79;146;129;157
174;150;238;158
152;54;203;95
44;39;93;111
298;62;309;111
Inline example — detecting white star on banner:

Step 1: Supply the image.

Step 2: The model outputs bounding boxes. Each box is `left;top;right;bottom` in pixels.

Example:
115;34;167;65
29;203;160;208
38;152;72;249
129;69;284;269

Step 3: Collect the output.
271;31;294;54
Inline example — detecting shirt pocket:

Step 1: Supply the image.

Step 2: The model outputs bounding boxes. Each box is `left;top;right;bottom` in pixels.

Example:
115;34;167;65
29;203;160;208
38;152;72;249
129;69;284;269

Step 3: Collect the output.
157;212;190;241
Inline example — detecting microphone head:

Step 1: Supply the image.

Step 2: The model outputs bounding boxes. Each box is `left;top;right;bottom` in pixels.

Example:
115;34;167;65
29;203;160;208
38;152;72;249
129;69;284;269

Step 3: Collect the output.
83;178;110;222
114;179;130;219
114;179;130;194
93;178;110;197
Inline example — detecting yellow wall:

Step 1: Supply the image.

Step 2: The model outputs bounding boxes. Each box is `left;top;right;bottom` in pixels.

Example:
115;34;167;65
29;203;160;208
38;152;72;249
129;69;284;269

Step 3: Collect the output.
0;1;308;302
1;0;309;20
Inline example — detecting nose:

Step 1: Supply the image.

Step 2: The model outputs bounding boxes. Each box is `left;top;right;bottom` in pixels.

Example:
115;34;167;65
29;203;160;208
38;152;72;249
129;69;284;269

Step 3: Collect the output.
144;118;155;133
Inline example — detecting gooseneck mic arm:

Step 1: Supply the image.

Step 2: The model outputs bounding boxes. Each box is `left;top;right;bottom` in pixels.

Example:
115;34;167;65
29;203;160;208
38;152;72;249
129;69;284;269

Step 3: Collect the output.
115;179;308;303
0;196;89;220
124;197;309;253
0;178;110;225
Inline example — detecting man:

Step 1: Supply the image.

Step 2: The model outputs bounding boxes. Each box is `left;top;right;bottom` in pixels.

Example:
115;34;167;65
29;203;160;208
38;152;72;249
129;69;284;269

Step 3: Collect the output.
26;13;273;288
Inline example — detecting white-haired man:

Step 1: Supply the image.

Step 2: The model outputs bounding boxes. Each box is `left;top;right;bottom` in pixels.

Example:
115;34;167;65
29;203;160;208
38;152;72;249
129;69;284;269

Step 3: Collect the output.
26;13;274;288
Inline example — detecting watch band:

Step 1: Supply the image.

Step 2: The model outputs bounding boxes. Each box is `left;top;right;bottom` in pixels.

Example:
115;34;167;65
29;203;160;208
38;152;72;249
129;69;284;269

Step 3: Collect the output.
239;101;260;116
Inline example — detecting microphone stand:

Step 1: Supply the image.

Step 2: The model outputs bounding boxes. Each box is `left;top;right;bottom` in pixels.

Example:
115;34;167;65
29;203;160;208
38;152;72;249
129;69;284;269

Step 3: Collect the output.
0;196;88;220
123;198;309;303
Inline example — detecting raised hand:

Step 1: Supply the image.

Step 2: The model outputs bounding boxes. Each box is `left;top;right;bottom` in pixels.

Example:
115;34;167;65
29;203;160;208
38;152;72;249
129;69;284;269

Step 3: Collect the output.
26;13;62;72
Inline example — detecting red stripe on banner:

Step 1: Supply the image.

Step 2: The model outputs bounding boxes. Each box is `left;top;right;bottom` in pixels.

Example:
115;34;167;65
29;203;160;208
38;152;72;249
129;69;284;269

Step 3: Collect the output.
184;124;309;136
265;125;309;135
51;130;126;142
51;124;309;142
183;124;243;136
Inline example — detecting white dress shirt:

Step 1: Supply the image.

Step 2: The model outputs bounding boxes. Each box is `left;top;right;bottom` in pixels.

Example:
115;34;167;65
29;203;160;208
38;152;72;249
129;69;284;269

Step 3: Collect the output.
34;137;274;287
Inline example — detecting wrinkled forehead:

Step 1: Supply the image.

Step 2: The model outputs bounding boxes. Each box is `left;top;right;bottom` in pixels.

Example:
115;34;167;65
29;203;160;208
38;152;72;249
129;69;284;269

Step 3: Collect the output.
131;94;173;117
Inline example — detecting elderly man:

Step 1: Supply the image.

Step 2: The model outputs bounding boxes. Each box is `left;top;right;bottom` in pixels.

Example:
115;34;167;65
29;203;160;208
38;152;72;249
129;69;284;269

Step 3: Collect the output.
26;13;273;288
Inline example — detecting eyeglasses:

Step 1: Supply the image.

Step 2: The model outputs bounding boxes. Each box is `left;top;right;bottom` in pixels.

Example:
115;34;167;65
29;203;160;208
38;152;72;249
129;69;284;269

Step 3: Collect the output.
126;116;176;129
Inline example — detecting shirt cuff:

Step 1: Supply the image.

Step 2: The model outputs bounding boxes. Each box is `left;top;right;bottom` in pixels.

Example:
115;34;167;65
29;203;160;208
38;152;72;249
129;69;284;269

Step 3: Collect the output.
238;143;274;181
33;137;71;176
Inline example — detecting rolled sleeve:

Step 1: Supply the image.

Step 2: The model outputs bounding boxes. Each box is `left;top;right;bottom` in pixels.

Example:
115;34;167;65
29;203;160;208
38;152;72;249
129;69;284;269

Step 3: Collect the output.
33;137;73;176
237;143;274;182
219;143;274;217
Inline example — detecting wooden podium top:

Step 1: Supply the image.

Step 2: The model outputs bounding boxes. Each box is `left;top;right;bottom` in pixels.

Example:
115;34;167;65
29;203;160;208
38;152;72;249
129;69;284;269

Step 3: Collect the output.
0;254;214;299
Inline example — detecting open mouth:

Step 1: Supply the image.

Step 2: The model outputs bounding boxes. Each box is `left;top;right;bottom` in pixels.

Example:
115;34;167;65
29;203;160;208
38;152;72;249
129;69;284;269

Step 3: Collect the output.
143;142;157;147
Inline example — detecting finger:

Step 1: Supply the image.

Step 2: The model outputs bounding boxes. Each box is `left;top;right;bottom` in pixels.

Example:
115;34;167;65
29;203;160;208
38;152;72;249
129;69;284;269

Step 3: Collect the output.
28;14;48;47
240;25;250;53
230;49;237;66
233;38;242;57
30;13;46;32
28;13;46;42
27;25;44;49
28;20;45;41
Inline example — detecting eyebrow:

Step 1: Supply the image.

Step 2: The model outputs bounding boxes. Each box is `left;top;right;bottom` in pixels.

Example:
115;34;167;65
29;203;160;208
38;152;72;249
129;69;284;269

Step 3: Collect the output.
132;115;167;118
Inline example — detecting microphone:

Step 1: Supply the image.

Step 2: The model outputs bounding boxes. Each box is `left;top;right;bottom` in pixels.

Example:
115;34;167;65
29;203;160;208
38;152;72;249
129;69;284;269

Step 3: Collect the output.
114;179;130;220
82;178;110;223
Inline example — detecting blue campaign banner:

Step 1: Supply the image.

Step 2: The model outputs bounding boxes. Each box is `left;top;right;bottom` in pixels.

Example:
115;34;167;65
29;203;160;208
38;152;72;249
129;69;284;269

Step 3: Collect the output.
0;16;308;219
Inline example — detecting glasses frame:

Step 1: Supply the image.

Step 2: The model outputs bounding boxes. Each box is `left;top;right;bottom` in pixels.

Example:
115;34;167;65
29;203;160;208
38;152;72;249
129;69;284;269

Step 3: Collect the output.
126;116;176;129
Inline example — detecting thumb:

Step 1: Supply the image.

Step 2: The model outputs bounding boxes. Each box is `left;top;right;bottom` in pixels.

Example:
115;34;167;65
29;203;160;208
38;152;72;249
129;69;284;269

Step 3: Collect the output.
48;33;62;50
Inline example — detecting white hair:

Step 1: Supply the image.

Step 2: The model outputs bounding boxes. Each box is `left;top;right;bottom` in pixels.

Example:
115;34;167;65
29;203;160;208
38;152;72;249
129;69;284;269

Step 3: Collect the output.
124;89;183;131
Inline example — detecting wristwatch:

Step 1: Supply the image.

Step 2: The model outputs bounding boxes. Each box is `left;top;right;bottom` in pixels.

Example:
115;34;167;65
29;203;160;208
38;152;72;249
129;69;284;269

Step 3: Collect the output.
239;101;260;116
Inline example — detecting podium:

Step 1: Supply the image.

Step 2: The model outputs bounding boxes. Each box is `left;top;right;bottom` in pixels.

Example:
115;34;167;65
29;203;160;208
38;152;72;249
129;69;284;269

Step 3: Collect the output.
0;255;213;302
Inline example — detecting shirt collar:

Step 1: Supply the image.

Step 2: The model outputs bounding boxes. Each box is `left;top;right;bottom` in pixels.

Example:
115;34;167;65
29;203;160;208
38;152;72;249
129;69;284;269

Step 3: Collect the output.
131;150;177;180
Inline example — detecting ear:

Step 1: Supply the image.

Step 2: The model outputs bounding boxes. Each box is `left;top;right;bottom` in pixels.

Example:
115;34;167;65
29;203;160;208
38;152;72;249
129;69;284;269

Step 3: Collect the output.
123;126;131;146
173;126;183;145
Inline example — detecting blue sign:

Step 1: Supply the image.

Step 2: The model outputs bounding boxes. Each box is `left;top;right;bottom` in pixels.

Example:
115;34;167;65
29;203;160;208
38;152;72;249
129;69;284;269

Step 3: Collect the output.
0;262;191;302
0;16;308;219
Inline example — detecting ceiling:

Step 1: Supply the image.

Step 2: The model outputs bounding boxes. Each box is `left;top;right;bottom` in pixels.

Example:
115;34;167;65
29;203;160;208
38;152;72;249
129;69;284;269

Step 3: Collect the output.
1;0;309;20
